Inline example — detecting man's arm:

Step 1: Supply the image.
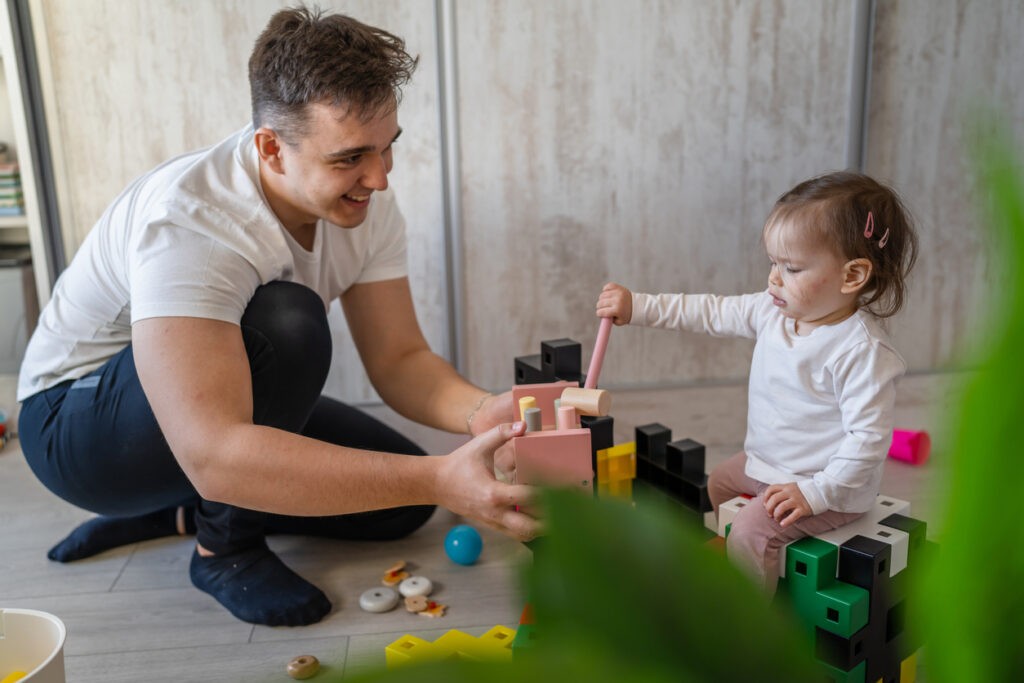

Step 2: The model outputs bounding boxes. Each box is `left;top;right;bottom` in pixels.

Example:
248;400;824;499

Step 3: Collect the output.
342;277;505;433
132;316;537;538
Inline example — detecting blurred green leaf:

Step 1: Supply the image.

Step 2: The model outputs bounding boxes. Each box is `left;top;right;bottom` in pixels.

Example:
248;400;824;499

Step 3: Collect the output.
914;115;1024;681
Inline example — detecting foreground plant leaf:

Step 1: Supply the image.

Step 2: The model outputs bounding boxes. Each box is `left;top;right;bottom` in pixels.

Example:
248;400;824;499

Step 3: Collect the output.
915;116;1024;682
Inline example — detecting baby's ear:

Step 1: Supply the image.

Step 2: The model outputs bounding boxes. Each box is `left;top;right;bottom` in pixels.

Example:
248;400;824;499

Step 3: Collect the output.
841;258;873;294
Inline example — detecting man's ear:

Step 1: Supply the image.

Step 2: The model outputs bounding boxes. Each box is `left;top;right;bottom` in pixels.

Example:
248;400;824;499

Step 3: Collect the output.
841;258;873;294
254;127;286;174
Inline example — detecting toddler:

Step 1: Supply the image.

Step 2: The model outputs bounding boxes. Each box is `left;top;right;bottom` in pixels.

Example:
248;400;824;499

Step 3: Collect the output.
596;171;918;594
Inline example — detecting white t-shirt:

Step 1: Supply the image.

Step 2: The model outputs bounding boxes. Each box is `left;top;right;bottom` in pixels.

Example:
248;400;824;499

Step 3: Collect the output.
18;124;408;401
631;290;906;515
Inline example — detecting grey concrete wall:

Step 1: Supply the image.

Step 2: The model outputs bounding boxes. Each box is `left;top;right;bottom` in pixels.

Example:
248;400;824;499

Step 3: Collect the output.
29;0;1023;402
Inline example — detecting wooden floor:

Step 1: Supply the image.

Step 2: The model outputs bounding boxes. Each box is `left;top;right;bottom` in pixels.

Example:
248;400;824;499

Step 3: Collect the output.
0;373;961;681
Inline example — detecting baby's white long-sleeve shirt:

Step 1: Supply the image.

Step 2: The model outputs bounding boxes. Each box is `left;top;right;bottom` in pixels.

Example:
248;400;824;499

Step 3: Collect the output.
631;290;905;515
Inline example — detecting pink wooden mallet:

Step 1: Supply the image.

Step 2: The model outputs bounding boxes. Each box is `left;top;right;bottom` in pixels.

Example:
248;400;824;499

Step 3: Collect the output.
584;316;613;389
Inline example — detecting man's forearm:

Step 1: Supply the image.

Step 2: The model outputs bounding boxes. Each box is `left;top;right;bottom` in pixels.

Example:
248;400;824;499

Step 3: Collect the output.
371;348;487;434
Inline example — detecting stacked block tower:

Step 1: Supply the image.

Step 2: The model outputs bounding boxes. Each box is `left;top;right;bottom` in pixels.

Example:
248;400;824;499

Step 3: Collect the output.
514;334;930;682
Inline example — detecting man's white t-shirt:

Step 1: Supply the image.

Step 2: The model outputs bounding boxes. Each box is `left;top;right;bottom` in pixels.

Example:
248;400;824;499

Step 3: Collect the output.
631;290;906;515
18;124;408;401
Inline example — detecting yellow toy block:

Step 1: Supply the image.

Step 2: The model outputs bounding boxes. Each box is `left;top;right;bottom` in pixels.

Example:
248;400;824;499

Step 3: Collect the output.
597;477;633;499
385;634;441;668
900;652;917;683
477;624;516;658
596;442;636;483
385;626;516;668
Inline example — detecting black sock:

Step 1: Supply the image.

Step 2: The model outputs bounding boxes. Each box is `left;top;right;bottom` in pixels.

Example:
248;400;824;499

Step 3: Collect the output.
189;544;331;626
47;506;197;562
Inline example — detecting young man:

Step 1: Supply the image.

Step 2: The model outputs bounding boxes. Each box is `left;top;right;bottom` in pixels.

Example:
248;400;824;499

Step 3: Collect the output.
17;7;536;627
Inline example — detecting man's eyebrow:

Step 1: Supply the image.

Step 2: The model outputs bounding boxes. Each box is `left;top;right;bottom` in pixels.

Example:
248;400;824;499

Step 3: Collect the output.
324;128;403;161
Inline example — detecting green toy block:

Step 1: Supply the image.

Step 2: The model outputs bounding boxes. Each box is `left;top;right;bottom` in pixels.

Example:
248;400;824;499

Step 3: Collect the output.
815;582;870;638
785;537;839;590
818;658;866;683
781;537;869;638
512;623;537;657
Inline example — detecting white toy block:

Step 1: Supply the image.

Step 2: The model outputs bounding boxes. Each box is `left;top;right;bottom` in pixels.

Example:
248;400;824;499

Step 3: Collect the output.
717;496;752;538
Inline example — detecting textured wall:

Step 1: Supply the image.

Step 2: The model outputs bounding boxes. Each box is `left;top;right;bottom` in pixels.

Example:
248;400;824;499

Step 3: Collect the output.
456;0;853;389
35;0;446;403
28;0;1024;403
868;0;1024;371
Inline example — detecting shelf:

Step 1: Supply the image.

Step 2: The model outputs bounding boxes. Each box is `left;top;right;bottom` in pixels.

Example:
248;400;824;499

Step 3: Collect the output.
0;214;27;229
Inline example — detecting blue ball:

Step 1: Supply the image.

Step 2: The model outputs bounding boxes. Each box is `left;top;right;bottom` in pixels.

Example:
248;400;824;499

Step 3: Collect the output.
444;525;483;565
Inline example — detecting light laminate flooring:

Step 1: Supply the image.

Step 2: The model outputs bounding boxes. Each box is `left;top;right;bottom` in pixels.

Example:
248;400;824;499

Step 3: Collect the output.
0;372;960;681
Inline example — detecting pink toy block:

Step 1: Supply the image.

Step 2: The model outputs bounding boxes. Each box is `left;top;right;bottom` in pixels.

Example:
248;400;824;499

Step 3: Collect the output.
888;429;931;465
512;381;576;429
512;428;593;514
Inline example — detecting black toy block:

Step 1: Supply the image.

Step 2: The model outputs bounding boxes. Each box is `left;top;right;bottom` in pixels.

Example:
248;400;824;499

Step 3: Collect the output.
668;472;713;513
581;415;614;453
837;535;895;683
879;514;927;564
582;414;614;491
636;456;651;482
541;338;581;381
838;535;892;591
815;625;868;671
635;423;671;467
514;354;547;385
665;438;705;480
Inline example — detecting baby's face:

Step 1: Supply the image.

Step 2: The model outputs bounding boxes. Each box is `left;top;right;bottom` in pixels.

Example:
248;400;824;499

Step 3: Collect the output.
763;219;858;332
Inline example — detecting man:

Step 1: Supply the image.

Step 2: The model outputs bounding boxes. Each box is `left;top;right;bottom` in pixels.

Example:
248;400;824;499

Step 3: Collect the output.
17;6;536;627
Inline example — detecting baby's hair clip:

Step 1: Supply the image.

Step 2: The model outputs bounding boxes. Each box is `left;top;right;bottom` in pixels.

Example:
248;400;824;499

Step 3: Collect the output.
864;211;889;249
864;211;875;238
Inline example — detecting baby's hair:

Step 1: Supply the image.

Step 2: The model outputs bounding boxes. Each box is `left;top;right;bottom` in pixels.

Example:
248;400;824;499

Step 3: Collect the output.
765;171;918;318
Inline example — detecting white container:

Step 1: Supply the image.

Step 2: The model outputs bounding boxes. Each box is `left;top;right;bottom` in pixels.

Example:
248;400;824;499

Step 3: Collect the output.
0;608;66;682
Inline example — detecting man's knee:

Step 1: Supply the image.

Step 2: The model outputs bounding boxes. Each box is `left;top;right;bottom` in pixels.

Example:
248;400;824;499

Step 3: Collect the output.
242;282;332;371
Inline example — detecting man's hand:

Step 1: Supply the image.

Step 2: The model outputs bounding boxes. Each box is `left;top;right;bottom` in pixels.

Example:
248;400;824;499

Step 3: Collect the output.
435;421;540;541
468;391;515;436
763;482;812;528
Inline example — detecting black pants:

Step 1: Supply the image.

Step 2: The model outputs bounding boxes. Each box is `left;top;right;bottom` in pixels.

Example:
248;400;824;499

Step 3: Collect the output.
19;282;435;553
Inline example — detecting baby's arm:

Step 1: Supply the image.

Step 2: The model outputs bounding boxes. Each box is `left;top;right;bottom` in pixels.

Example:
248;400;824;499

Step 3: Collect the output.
763;482;812;527
596;282;633;325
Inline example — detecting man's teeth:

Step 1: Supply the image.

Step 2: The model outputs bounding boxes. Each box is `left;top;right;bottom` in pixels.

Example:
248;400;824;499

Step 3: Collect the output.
345;194;370;201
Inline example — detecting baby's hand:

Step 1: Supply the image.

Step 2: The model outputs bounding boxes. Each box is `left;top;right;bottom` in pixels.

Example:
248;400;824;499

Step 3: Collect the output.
763;482;812;528
596;282;633;325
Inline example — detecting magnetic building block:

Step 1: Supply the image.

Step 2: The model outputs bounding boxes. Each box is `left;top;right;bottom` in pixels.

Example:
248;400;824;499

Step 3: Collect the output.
665;438;705;480
385;626;516;668
514;337;584;385
595;441;637;500
764;499;930;683
633;425;712;520
541;338;581;382
514;354;547;385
